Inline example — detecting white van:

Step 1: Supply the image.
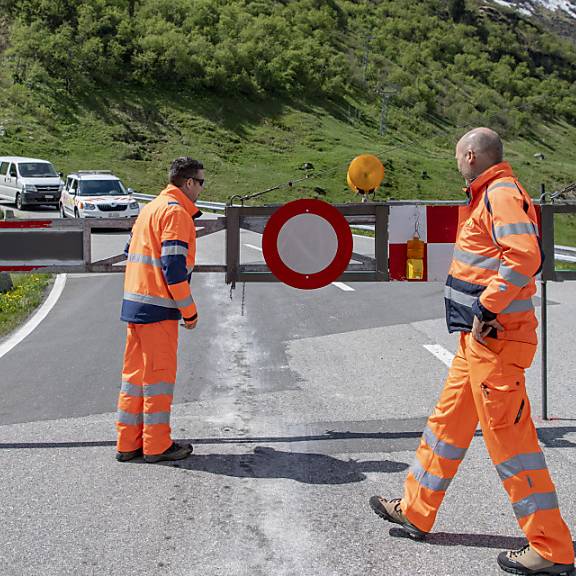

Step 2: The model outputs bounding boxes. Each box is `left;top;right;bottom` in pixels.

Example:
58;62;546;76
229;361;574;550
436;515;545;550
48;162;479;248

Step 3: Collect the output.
0;156;64;210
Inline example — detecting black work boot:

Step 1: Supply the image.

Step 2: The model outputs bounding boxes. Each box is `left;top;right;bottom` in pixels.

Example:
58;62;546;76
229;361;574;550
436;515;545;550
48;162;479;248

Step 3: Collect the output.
369;496;427;540
498;544;575;575
115;448;143;462
144;442;193;463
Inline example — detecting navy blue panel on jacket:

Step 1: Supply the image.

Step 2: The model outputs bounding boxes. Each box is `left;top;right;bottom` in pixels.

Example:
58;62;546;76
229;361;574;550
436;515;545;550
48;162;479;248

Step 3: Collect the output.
120;299;182;324
444;275;486;334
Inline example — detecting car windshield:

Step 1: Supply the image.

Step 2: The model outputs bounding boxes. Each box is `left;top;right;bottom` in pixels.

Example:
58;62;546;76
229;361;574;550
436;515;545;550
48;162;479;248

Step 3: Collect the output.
19;162;58;177
78;179;127;196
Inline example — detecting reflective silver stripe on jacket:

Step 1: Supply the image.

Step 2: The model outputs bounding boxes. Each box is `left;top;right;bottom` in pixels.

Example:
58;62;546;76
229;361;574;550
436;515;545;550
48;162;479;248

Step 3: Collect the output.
445;286;533;315
444;286;476;308
123;292;195;310
453;248;500;271
494;222;537;240
499;264;532;288
127;253;162;267
512;491;559;520
123;292;179;309
144;412;171;425
121;381;143;398
410;459;452;492
161;245;188;257
496;452;548;481
117;410;143;425
187;266;194;275
502;298;534;314
423;426;467;461
143;382;175;397
487;182;520;193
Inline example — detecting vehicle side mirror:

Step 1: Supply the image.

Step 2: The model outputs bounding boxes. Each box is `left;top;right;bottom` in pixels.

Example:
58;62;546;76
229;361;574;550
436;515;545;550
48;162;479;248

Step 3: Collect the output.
70;189;76;196
127;188;134;194
58;172;63;178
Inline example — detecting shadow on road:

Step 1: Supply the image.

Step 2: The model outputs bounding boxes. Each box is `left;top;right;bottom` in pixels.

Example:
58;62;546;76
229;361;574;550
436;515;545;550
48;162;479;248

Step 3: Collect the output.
389;528;576;553
163;446;409;484
0;424;574;450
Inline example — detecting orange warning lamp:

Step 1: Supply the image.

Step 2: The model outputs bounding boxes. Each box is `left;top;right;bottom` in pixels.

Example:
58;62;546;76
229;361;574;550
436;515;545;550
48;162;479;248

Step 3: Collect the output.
406;236;425;280
347;154;385;195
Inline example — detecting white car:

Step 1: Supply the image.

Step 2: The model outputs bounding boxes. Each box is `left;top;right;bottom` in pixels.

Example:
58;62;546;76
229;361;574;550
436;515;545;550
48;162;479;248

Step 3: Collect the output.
60;171;139;219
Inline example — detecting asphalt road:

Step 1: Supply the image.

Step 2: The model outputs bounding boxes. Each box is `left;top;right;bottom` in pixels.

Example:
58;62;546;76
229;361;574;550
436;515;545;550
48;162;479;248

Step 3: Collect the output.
1;200;575;576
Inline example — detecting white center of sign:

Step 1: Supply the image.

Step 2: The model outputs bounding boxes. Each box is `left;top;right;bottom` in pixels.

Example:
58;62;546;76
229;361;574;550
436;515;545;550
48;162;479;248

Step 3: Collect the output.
277;213;338;275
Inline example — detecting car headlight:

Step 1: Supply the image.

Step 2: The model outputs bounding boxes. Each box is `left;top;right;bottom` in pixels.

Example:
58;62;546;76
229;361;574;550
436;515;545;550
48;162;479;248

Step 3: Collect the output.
83;203;96;210
129;202;139;210
24;184;37;192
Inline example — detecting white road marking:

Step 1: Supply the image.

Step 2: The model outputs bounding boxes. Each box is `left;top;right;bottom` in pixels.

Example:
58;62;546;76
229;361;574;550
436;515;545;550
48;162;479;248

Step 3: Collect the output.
0;274;67;360
332;282;355;292
423;344;454;367
246;242;355;291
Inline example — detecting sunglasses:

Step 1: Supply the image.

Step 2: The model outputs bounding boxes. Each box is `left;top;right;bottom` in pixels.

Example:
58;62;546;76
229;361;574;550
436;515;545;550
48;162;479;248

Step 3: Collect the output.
190;177;205;187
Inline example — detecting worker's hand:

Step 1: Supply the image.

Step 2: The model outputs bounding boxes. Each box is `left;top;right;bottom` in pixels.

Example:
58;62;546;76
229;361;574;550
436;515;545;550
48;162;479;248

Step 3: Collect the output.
182;317;198;330
472;315;504;344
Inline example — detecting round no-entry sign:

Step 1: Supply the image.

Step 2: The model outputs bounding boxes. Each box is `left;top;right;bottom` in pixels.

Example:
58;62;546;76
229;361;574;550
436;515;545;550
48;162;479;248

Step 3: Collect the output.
262;199;353;289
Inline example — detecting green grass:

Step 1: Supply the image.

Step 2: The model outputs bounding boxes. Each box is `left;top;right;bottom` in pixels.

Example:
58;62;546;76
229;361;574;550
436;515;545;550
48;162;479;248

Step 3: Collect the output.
0;274;52;338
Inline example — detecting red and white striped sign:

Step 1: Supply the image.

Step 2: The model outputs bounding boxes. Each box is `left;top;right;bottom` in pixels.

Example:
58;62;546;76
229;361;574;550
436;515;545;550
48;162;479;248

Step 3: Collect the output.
388;205;459;281
388;204;542;281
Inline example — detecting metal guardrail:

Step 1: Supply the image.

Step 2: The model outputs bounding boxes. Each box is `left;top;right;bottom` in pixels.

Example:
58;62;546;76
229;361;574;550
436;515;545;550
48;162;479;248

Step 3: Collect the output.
132;193;226;213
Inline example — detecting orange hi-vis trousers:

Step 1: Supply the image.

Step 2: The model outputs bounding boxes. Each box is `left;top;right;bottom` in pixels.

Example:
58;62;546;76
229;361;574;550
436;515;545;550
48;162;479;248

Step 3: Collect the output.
401;333;574;565
116;320;178;456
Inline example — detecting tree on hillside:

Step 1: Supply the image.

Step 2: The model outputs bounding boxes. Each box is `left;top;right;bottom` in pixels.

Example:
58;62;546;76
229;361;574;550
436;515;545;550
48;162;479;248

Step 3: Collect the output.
448;0;466;22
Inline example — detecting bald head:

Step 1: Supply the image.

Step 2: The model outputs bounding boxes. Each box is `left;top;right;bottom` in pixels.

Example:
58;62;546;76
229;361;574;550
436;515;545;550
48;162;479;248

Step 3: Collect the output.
455;127;503;182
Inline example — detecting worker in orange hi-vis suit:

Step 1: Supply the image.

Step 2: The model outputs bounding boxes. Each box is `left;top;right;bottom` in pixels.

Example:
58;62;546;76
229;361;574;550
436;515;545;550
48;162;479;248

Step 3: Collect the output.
115;157;204;464
370;128;575;576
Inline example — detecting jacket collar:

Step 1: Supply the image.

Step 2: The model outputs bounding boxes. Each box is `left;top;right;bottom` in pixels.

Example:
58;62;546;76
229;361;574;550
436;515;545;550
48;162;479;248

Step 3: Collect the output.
161;184;202;219
467;162;515;201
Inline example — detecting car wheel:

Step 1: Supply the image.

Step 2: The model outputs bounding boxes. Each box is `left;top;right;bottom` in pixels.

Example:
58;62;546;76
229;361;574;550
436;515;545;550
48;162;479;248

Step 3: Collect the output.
15;192;25;211
60;203;66;218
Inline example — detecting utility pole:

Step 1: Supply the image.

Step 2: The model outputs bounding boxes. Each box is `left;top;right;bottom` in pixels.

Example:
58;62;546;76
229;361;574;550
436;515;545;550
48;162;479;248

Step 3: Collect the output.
376;85;398;135
361;35;374;84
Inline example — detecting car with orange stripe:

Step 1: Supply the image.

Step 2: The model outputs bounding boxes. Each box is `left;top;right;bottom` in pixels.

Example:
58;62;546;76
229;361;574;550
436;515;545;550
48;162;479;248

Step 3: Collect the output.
60;171;139;219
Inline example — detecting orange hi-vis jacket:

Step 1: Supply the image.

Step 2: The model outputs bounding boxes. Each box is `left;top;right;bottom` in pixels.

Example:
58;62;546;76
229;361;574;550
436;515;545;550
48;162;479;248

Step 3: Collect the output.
120;185;201;324
445;162;541;344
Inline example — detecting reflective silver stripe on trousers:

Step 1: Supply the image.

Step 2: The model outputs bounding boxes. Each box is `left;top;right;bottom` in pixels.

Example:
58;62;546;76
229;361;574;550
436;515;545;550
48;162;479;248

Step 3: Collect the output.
444;286;476;308
487;182;520;193
499;264;532;288
423;426;467;461
494;222;537;240
410;459;452;492
127;253;162;267
453;248;500;271
496;452;548;481
117;410;143;425
187;266;194;275
144;412;171;425
502;298;534;314
161;245;188;257
121;381;143;397
513;491;559;520
123;292;178;309
143;382;175;397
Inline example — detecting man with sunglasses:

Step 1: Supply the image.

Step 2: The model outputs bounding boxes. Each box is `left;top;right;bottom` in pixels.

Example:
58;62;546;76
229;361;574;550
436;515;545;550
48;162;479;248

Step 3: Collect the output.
116;157;205;463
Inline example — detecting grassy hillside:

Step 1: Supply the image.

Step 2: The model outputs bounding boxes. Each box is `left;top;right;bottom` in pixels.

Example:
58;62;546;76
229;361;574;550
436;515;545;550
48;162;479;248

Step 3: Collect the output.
0;0;574;207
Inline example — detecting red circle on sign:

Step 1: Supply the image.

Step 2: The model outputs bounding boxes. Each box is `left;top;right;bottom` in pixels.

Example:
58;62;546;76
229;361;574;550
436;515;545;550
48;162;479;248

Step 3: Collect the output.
262;199;353;289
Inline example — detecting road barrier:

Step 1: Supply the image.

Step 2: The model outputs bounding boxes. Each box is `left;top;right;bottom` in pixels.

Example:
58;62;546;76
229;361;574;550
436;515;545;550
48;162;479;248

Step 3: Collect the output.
2;196;575;419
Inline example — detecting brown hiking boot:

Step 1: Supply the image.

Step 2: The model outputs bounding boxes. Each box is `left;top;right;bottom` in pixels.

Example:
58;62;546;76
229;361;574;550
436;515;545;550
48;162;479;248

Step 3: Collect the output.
144;442;193;463
497;544;575;575
369;496;427;540
115;448;143;462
